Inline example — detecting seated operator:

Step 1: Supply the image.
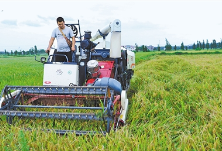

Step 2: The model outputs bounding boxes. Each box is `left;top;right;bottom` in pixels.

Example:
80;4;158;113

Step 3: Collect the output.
46;17;75;62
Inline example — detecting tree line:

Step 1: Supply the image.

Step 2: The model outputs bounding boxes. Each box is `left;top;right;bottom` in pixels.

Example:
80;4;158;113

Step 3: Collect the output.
135;44;152;52
3;45;45;56
134;38;222;52
164;38;222;51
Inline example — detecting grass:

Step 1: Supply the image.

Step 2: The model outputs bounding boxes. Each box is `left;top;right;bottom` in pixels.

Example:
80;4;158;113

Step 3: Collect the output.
0;51;222;150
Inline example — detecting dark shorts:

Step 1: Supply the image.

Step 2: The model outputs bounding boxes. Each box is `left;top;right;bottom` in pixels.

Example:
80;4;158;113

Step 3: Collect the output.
53;50;72;62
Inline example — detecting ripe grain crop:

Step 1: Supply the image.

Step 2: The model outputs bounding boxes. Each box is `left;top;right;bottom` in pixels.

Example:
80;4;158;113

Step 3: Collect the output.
0;52;221;150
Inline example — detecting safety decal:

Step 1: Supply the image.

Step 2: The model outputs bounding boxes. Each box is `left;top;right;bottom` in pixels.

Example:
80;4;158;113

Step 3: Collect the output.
56;69;63;75
44;81;51;84
68;70;72;75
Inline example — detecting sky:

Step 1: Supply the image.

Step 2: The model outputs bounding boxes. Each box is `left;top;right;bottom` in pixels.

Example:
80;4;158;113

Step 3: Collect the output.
0;0;222;51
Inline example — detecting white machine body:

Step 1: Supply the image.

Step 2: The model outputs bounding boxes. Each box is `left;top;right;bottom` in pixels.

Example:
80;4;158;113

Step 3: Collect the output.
91;24;111;42
91;19;121;58
119;90;128;125
127;50;135;69
43;63;79;86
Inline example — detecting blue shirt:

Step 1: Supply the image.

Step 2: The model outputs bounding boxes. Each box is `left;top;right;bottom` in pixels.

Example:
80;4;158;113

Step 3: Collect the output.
51;26;74;52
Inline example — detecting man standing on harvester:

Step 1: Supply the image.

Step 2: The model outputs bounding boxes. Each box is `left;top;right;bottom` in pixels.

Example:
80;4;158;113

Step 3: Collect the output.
46;17;75;62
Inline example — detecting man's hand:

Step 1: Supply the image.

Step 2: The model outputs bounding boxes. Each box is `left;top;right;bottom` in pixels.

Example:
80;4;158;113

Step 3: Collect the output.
46;37;55;53
71;36;75;52
45;47;50;53
71;46;75;51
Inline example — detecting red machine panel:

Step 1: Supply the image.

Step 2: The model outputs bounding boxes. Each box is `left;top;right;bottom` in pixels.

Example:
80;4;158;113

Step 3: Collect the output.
98;61;114;78
86;61;114;85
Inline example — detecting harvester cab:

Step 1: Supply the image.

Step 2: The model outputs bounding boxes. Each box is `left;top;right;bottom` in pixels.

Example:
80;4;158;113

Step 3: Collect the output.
0;19;135;135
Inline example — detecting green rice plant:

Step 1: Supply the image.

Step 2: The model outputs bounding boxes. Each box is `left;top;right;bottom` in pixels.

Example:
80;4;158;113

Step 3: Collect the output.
18;130;30;151
0;56;43;90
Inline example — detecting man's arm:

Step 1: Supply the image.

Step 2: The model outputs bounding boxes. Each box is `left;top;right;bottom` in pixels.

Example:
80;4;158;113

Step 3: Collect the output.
46;37;55;52
71;36;76;51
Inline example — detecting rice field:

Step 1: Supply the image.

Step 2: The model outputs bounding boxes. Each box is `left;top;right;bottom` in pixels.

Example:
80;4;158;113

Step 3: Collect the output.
0;51;222;150
0;56;43;88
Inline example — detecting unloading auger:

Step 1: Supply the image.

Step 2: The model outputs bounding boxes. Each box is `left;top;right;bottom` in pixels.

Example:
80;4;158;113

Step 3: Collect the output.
0;19;135;135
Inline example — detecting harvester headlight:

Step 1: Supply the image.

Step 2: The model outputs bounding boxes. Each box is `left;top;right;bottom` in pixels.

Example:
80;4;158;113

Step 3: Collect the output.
41;57;46;63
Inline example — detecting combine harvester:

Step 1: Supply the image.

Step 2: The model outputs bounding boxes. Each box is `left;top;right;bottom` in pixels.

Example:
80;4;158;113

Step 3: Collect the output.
0;19;135;135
